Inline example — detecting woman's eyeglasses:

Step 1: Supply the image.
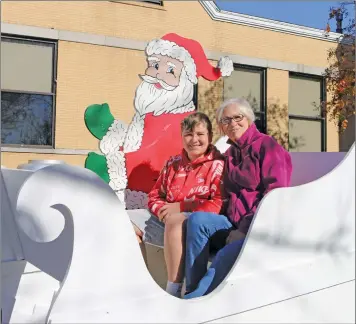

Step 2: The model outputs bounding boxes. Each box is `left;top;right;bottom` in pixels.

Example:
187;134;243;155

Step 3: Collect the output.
220;114;244;125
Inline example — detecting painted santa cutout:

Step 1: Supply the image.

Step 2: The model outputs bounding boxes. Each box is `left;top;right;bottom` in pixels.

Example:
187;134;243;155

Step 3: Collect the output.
85;33;233;209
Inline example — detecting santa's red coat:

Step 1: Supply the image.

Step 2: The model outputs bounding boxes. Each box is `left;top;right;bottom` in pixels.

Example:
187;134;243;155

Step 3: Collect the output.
125;111;193;193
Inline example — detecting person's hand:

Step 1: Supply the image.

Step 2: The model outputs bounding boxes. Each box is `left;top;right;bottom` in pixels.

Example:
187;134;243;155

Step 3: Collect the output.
157;202;181;223
226;229;246;245
157;208;165;222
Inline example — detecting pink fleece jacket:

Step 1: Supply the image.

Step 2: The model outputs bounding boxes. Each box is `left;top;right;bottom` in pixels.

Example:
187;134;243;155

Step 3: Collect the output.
223;123;292;234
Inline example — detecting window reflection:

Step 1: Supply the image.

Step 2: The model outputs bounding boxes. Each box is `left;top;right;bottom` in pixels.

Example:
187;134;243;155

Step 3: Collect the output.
1;92;53;145
223;65;266;133
254;113;265;134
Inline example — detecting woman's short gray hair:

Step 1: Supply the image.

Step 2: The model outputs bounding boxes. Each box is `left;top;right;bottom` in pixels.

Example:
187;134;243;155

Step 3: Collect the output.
216;98;256;124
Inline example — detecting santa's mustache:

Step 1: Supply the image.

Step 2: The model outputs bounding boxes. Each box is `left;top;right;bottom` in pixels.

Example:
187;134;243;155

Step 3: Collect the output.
139;74;176;91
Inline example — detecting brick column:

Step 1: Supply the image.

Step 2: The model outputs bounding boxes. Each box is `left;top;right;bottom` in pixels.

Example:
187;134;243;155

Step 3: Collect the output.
197;60;224;143
266;68;289;150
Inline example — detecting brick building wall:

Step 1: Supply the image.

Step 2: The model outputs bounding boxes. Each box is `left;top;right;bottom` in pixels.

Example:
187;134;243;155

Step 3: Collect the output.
1;1;342;168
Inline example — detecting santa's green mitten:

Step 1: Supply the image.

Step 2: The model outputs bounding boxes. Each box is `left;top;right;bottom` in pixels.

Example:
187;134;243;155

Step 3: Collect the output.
84;103;115;140
85;152;110;183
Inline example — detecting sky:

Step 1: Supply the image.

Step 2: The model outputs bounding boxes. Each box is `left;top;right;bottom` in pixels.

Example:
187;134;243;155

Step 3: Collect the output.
214;1;345;31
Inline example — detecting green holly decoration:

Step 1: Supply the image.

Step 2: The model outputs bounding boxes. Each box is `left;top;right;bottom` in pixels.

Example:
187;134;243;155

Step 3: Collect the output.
85;152;110;183
84;103;115;183
85;103;114;140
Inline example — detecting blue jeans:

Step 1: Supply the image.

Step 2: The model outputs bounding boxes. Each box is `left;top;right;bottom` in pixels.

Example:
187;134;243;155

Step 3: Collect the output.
184;239;245;299
184;212;235;294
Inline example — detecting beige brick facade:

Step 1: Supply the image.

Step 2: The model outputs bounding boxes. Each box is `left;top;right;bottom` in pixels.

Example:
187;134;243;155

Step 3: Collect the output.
266;69;290;149
1;1;345;169
2;1;335;67
1;152;86;169
197;60;224;143
56;41;144;150
197;76;224;144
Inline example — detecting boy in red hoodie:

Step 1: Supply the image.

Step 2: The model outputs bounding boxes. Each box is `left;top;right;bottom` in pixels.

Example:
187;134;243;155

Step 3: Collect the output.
128;112;225;297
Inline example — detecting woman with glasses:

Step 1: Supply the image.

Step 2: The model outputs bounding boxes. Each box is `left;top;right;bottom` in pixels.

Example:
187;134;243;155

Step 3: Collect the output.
183;98;292;298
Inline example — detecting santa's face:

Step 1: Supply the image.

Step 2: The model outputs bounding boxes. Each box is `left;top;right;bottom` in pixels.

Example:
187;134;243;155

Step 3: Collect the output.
145;55;183;88
182;122;212;161
134;54;195;116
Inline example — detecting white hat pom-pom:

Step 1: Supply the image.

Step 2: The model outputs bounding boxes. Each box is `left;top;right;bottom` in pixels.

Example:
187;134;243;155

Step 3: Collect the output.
218;56;234;77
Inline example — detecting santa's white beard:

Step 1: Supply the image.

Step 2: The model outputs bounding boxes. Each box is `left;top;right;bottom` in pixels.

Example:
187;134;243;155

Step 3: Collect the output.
134;69;195;116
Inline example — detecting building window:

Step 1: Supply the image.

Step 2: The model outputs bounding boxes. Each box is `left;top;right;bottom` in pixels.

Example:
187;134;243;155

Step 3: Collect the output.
193;83;198;109
1;36;56;147
288;73;326;152
223;64;266;133
111;0;163;5
143;0;163;4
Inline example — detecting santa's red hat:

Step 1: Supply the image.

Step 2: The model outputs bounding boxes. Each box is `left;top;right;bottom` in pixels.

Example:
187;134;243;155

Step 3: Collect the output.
145;33;233;84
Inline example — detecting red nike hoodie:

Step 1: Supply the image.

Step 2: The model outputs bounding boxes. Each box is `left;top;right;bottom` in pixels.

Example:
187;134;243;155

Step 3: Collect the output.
148;145;225;217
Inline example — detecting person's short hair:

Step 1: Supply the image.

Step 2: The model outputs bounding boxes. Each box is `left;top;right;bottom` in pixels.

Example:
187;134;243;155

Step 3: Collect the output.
216;98;256;125
181;112;213;137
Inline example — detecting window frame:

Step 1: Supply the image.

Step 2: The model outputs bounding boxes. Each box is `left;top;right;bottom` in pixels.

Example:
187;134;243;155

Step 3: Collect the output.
1;35;58;148
288;72;326;152
224;63;267;134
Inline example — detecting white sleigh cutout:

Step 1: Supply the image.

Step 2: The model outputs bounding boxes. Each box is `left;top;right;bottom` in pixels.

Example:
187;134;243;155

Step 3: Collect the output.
2;142;355;323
